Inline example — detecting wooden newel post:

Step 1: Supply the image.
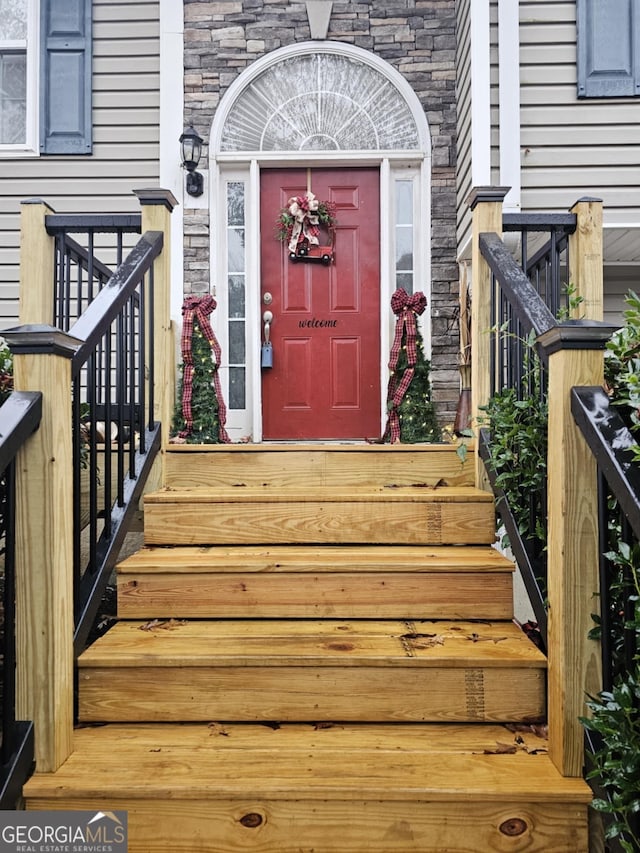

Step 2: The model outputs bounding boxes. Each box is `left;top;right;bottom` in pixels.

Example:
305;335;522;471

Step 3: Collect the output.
2;326;80;773
133;189;177;488
539;325;614;778
19;199;56;325
468;187;509;490
568;197;603;322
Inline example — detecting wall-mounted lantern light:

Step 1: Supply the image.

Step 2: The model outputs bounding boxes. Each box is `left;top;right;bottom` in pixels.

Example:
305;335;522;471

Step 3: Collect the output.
179;125;204;197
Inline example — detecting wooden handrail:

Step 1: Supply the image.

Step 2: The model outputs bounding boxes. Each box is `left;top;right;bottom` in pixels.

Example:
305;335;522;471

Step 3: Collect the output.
69;231;163;372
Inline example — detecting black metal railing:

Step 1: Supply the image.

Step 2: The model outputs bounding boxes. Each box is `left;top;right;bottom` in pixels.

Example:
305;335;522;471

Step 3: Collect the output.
67;230;162;655
5;229;163;658
46;214;142;330
0;392;42;808
502;212;575;319
477;227;559;647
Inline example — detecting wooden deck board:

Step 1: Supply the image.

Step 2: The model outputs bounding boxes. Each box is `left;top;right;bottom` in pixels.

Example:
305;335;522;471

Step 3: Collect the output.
117;544;515;573
25;722;591;803
164;443;475;489
117;570;514;619
143;488;496;546
26;723;590;852
78;619;545;668
77;621;546;724
78;664;546;723
25;798;589;853
145;485;492;504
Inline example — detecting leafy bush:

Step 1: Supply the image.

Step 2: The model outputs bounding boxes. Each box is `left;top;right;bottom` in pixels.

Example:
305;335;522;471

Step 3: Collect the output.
0;337;13;406
583;292;640;850
480;330;548;586
606;290;640;460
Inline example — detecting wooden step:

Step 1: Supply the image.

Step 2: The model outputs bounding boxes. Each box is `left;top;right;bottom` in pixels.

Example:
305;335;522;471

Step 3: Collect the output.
165;442;474;489
117;544;514;619
143;486;495;545
24;722;591;853
77;619;545;723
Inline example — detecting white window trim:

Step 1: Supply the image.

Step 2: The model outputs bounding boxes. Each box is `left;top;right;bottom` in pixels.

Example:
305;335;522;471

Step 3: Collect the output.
211;41;431;157
0;0;39;156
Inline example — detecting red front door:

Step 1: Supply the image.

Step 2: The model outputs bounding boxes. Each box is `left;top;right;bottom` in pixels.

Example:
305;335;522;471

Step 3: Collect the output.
260;168;381;440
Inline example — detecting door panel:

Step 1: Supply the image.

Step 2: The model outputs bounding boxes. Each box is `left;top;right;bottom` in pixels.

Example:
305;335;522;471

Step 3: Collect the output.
260;168;381;440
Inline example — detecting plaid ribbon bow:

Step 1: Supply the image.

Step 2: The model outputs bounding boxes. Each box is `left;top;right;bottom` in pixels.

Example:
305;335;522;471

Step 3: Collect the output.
179;294;230;443
383;288;428;443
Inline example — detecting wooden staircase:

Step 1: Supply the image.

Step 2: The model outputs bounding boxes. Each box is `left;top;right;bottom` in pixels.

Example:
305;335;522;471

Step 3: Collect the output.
23;444;592;852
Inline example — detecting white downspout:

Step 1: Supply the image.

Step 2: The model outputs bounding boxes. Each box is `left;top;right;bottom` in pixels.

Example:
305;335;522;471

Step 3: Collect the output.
498;0;521;213
159;0;185;324
470;0;492;187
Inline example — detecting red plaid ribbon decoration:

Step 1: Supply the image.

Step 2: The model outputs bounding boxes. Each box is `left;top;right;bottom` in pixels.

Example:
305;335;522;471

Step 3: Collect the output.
382;288;428;443
179;294;231;443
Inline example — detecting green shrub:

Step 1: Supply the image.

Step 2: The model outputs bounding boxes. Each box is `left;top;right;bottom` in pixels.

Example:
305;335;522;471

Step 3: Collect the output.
583;291;640;850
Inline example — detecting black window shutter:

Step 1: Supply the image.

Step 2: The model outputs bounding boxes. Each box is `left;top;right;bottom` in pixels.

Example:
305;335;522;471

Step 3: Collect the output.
577;0;640;98
40;0;92;153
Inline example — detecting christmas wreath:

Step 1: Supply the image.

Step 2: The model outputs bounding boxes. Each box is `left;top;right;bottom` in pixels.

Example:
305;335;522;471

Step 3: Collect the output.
276;191;337;254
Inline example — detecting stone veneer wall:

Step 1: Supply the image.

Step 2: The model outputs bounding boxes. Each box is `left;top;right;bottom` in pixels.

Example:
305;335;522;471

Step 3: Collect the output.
183;0;460;425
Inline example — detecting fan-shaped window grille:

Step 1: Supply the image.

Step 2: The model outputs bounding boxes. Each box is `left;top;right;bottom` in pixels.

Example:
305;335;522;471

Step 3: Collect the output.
220;52;421;152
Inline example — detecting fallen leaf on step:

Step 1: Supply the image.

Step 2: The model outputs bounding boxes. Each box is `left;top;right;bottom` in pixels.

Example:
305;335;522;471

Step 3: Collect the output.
505;722;549;739
483;742;518;755
413;635;446;649
139;618;187;631
467;632;507;643
401;632;437;640
426;478;448;489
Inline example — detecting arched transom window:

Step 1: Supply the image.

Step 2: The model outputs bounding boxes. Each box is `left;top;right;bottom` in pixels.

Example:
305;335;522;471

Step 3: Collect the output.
220;51;422;152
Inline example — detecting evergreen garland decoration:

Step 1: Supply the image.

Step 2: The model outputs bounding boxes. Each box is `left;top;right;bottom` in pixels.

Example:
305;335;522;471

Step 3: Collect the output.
383;288;440;444
394;323;440;443
170;295;230;444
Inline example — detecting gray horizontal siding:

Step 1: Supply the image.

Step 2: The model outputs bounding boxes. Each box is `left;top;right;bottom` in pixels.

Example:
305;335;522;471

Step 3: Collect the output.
519;0;640;220
455;0;473;253
0;0;160;331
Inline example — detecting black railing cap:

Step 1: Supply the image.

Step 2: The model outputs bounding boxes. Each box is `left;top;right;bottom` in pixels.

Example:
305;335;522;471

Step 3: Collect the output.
467;186;511;210
537;320;619;356
133;188;178;212
46;214;142;235
569;196;603;209
2;325;82;358
20;197;55;211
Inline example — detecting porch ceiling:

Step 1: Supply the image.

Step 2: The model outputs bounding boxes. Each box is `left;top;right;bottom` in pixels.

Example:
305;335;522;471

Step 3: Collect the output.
603;225;640;264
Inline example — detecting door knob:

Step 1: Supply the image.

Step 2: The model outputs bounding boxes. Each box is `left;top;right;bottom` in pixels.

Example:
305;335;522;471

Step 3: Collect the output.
261;310;274;368
263;310;273;343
